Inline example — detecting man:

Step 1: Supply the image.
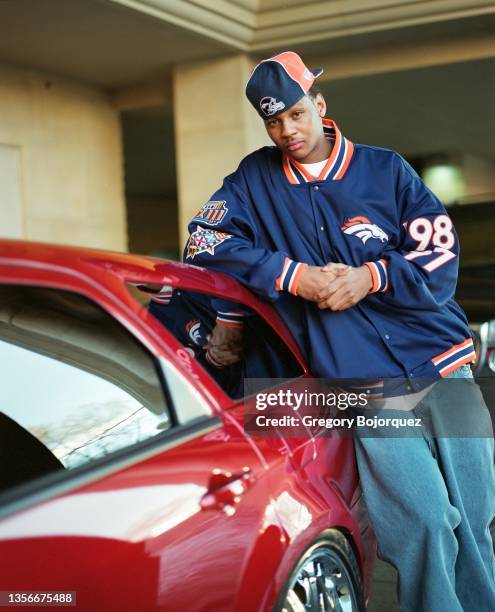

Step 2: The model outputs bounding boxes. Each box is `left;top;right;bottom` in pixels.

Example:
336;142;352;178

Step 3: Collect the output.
183;51;495;611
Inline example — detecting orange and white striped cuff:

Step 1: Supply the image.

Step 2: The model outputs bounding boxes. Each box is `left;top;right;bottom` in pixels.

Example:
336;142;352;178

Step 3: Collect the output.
275;258;308;296
364;259;388;294
215;311;244;328
432;338;476;378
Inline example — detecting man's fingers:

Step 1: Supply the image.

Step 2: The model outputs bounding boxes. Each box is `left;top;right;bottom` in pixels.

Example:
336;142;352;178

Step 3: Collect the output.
208;340;242;354
321;263;350;274
321;262;340;272
207;338;242;350
334;285;357;310
315;266;370;309
208;341;242;352
332;297;353;311
208;348;242;362
317;286;353;311
318;298;350;311
316;277;345;302
207;346;241;366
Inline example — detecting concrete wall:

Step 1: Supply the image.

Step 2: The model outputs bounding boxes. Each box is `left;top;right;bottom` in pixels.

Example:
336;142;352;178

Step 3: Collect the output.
0;63;126;250
173;55;270;245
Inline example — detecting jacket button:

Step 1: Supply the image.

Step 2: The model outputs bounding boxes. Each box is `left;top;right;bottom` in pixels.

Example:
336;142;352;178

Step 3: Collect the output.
313;185;319;191
384;334;390;340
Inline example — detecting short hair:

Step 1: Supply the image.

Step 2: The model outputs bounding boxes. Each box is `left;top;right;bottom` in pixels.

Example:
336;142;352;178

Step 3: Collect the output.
307;84;322;100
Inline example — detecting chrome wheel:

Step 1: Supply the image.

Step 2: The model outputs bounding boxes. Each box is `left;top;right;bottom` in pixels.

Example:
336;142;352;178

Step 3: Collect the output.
282;547;358;612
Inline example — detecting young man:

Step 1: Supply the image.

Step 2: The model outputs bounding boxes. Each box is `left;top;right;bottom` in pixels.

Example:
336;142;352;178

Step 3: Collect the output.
183;51;495;611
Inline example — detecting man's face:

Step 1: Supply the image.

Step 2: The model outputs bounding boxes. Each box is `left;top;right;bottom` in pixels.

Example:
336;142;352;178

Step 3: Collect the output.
264;93;328;163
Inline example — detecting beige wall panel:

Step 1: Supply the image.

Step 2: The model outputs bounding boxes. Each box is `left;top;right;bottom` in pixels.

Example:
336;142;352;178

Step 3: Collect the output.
174;55;270;245
0;63;126;250
0;144;24;238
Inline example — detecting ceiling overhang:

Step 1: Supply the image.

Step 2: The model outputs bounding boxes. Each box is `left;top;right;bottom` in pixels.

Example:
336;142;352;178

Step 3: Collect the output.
0;0;493;88
111;0;495;51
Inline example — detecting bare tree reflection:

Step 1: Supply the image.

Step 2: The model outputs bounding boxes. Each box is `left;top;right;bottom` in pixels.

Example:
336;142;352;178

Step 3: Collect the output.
31;400;169;469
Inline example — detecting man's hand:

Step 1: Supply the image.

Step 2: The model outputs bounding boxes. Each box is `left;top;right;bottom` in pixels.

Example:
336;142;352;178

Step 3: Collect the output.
206;324;243;368
316;264;373;311
297;264;349;301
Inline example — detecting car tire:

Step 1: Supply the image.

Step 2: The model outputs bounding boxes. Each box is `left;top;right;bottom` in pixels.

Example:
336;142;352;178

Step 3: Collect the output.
275;529;365;612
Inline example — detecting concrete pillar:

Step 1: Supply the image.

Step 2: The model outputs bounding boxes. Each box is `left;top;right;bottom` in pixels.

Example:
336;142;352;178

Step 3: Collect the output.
173;55;269;246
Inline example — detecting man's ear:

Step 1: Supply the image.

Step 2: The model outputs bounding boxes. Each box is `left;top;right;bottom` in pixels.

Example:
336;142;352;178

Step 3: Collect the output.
315;92;326;117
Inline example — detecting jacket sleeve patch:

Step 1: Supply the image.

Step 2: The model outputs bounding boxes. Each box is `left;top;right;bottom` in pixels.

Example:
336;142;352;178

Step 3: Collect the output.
193;201;228;225
185;225;233;259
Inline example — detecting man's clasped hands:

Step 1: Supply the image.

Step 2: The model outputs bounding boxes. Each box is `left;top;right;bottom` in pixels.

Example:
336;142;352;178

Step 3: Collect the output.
298;262;373;311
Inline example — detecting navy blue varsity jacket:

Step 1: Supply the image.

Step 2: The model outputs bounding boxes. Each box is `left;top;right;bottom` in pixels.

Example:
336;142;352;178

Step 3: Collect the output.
184;119;475;388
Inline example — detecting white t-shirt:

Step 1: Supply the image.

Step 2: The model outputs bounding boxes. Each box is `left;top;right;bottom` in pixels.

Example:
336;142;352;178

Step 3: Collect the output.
300;159;329;178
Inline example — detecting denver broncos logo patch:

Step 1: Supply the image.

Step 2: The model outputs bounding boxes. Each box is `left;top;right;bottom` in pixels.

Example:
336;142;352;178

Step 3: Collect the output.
341;216;388;244
193;200;228;226
186;225;232;259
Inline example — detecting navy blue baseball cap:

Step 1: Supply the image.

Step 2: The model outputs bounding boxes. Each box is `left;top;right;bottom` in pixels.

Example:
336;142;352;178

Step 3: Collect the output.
246;51;323;119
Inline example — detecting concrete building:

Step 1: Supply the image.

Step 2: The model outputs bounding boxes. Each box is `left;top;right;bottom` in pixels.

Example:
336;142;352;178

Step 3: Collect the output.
0;0;494;258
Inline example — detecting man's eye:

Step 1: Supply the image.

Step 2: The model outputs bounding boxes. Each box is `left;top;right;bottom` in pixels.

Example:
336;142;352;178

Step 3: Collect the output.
293;111;303;118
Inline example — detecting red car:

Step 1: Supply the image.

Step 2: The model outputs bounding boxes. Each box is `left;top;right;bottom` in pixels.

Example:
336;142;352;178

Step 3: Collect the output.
0;240;375;611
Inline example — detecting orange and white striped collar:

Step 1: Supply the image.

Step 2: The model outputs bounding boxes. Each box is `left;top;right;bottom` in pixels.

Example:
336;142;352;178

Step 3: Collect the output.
282;118;354;184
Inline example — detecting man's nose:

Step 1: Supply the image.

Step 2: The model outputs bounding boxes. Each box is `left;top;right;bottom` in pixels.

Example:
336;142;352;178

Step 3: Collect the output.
280;119;296;138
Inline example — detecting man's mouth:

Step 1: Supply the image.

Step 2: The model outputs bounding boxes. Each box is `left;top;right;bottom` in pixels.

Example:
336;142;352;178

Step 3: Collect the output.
287;141;304;152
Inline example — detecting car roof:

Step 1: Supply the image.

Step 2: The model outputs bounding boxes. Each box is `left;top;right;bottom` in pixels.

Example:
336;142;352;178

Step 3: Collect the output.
0;238;254;296
0;239;307;368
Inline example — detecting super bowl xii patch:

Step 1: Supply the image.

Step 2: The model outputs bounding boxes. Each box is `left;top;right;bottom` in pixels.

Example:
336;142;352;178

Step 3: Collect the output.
186;225;233;260
193;200;228;226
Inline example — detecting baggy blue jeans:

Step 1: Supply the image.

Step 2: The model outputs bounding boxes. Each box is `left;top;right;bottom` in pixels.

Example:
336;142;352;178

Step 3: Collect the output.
353;366;495;611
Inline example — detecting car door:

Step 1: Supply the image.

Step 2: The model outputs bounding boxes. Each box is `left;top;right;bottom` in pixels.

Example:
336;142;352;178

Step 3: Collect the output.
130;266;366;607
142;278;364;610
0;277;275;612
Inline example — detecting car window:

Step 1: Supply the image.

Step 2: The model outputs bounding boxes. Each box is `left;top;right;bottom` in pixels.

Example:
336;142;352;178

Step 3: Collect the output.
130;284;304;399
0;285;173;495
